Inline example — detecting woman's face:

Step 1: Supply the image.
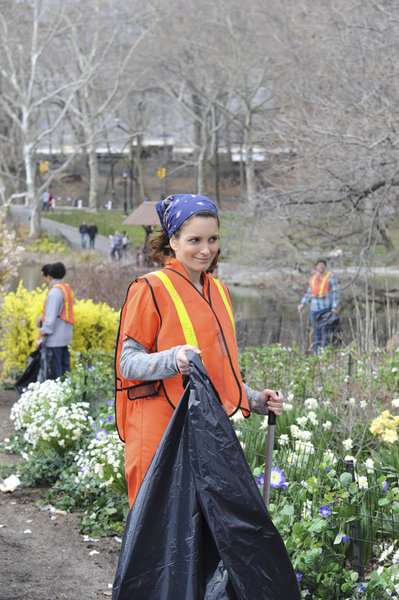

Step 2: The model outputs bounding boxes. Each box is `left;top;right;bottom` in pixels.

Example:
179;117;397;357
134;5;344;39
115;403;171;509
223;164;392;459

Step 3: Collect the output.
170;216;219;282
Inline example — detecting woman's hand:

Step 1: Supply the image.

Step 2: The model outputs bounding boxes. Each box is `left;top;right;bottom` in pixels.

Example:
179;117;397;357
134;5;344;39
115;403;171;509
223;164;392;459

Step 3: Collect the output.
260;389;284;417
176;345;201;375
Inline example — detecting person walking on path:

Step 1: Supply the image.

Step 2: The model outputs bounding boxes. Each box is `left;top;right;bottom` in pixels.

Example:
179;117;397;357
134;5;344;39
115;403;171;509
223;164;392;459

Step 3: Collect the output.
298;258;339;353
79;221;89;248
41;191;50;212
110;230;123;261
115;193;284;509
38;262;74;379
88;221;98;249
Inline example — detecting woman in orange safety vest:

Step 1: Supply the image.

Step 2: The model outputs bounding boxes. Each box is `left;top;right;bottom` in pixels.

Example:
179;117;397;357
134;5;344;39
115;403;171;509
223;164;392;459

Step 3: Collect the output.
115;194;284;507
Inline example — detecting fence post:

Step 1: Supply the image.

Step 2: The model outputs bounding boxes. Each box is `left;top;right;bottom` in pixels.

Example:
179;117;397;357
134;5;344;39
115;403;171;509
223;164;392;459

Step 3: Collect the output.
345;460;364;578
347;352;353;378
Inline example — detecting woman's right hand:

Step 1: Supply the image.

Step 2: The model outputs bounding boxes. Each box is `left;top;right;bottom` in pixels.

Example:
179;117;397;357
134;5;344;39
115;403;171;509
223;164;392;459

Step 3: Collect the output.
176;345;201;375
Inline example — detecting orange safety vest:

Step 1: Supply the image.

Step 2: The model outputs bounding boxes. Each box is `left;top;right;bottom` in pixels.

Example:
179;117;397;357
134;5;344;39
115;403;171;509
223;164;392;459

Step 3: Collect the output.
310;271;332;298
52;282;75;323
115;265;250;442
37;282;75;344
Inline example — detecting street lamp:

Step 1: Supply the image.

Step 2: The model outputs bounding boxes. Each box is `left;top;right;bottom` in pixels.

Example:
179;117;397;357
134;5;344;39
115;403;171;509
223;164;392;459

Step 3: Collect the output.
122;170;128;215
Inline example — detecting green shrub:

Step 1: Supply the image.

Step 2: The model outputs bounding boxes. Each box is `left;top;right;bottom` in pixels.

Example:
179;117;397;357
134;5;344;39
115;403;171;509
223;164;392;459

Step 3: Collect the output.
0;283;120;379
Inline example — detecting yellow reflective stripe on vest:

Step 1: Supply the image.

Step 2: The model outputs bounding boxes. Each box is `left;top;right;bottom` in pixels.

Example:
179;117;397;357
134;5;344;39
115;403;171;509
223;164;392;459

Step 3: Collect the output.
151;271;199;347
318;271;331;297
53;283;73;322
213;278;236;338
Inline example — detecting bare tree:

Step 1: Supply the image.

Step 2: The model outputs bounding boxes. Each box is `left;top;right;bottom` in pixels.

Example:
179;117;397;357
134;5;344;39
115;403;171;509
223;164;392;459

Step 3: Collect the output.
54;0;156;211
0;0;83;236
250;0;399;265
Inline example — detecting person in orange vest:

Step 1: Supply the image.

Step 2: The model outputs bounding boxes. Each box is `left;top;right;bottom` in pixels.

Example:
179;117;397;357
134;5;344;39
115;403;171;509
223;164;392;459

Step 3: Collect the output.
297;258;339;352
115;194;284;508
38;262;74;378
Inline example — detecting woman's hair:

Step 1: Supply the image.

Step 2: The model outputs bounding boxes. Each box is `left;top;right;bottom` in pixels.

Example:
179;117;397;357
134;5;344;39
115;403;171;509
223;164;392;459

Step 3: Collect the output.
147;210;220;268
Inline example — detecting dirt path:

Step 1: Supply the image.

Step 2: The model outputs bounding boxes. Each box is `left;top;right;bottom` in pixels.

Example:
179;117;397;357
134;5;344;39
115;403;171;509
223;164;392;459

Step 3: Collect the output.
0;389;121;600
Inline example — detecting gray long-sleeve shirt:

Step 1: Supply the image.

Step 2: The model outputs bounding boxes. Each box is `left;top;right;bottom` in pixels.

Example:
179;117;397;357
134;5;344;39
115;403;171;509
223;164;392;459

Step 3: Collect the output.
39;280;73;348
120;337;267;414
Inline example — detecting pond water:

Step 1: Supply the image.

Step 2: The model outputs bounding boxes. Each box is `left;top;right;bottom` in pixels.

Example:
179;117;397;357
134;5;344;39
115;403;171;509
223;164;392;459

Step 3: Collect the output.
10;263;44;293
8;264;317;349
9;264;390;350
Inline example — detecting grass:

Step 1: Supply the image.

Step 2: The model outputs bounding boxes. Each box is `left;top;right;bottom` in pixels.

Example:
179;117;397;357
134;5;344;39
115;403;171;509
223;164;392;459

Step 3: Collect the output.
44;210;147;246
44;208;236;250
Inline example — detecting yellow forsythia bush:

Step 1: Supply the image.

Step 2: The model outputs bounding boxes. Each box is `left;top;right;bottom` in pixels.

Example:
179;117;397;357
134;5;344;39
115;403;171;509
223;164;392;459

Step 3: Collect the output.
0;282;120;379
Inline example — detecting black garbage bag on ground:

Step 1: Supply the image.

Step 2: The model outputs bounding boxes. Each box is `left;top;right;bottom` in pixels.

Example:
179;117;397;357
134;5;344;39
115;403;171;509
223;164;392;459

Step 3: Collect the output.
112;353;300;600
15;344;54;395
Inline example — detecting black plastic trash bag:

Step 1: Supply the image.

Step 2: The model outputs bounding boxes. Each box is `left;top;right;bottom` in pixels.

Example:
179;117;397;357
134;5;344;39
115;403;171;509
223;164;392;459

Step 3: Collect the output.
112;353;300;600
315;308;341;344
315;308;340;331
15;344;54;395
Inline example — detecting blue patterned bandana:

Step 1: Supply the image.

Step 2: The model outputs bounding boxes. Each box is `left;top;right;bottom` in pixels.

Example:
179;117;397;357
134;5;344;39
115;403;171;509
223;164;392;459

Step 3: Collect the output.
156;194;218;237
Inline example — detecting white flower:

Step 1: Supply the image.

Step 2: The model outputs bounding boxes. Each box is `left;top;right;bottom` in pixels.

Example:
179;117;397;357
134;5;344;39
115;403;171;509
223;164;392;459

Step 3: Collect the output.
365;458;374;473
392;398;399;409
231;412;244;422
344;455;356;464
360;401;367;409
322;420;332;430
297;416;308;427
323;450;337;464
283;402;294;412
304;397;318;409
278;434;289;446
290;424;300;439
295;440;314;454
299;430;312;441
357;475;368;490
307;411;319;426
342;438;353;450
301;499;312;519
348;397;356;406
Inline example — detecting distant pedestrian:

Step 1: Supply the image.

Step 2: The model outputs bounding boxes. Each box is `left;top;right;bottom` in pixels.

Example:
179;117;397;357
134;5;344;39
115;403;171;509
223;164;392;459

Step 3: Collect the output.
41;191;50;211
110;230;123;261
326;245;342;268
88;222;98;249
79;221;89;248
298;258;340;353
122;231;128;256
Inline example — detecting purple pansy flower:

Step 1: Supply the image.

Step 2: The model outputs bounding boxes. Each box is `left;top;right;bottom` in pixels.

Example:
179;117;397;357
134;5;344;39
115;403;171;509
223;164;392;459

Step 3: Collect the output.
319;504;332;517
94;429;109;441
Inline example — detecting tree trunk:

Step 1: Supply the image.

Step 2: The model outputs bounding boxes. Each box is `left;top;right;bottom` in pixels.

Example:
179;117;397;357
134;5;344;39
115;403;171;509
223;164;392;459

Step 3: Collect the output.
87;141;99;211
197;144;207;195
244;111;256;203
25;144;40;238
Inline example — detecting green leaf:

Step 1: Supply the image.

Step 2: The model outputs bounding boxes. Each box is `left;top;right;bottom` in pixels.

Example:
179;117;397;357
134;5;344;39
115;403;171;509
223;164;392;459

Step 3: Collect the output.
309;518;326;533
378;498;389;506
334;532;344;544
348;483;358;495
339;472;353;486
281;504;295;516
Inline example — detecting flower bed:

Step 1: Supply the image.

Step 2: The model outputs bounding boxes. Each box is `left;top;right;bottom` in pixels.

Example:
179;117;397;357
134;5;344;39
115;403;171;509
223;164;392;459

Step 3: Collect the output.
1;344;398;599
